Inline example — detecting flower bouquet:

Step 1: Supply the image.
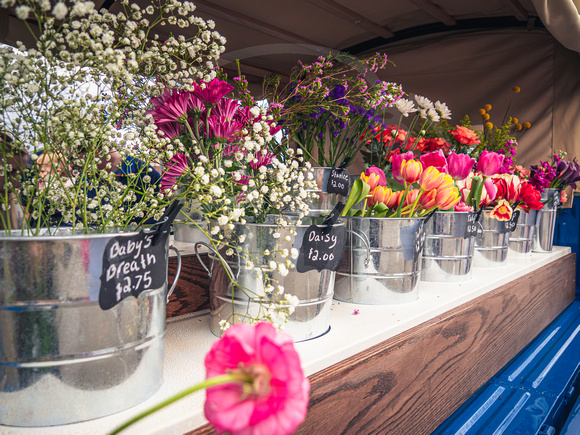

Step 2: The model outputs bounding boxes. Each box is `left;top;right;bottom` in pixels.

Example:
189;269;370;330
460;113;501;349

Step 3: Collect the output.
334;156;461;303
148;73;333;340
0;0;231;426
528;152;580;252
266;53;404;169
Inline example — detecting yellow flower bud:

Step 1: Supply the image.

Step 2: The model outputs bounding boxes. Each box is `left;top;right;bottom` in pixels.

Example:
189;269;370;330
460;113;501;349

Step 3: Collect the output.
485;122;493;130
512;86;521;93
483;114;490;121
484;104;492;111
511;117;518;124
478;108;486;116
516;124;523;131
522;121;531;129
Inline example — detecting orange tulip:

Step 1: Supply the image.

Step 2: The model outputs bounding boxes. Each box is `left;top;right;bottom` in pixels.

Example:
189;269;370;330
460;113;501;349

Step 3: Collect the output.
435;187;461;210
400;159;423;184
419;166;446;191
404;188;421;206
368;186;397;208
418;189;437;209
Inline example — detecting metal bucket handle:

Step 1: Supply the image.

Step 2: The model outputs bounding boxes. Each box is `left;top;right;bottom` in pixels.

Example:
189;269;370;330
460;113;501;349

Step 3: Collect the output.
348;229;371;267
194;241;237;281
167;246;181;302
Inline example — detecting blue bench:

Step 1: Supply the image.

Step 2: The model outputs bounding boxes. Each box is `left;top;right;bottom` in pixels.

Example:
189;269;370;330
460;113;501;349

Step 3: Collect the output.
433;300;580;434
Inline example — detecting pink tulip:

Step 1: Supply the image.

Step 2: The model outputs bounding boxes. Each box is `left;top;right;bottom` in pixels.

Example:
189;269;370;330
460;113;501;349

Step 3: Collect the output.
392;151;414;181
447;152;476;181
204;322;310;435
361;165;387;191
477;149;505;177
420;150;448;173
418;189;437;209
483;177;498;202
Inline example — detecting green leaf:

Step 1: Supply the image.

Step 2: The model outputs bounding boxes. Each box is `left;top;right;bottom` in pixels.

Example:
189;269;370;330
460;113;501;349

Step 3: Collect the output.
341;178;370;216
386;177;405;192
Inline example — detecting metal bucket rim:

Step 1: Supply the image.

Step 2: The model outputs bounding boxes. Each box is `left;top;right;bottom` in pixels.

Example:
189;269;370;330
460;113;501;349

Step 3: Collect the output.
345;216;426;223
0;227;143;241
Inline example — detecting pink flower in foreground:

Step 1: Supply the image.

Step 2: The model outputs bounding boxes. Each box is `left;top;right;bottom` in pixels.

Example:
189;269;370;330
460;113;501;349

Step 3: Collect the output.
161;153;189;191
361;165;387;191
204;322;310;435
193;78;234;106
207;115;243;141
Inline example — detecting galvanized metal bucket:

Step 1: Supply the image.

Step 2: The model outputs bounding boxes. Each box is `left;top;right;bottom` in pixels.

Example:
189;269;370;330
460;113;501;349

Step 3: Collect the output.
334;216;425;305
306;167;345;215
508;209;538;256
173;219;208;244
0;228;181;427
533;188;560;253
473;212;509;267
421;211;476;282
197;216;336;342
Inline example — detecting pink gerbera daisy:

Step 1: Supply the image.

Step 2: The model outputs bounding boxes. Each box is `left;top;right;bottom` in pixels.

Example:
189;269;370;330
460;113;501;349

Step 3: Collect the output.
192;79;234;106
161;153;189;191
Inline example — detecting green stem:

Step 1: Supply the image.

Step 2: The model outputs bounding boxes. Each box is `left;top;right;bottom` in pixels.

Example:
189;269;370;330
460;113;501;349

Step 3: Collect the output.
109;373;250;435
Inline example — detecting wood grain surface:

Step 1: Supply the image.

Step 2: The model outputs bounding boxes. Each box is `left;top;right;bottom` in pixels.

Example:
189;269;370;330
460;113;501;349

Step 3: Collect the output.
187;253;576;435
166;254;210;318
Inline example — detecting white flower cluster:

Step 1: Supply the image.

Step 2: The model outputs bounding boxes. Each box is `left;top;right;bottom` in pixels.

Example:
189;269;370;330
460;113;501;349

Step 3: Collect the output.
0;0;226;233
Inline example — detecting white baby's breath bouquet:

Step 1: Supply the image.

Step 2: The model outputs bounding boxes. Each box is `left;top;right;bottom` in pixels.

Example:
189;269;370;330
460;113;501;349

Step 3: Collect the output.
149;71;317;329
0;0;225;233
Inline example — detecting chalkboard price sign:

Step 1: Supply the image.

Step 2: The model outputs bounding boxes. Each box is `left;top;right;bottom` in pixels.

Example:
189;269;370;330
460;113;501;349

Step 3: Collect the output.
99;231;168;310
463;210;483;239
99;200;182;310
296;224;347;273
499;209;520;234
327;167;350;196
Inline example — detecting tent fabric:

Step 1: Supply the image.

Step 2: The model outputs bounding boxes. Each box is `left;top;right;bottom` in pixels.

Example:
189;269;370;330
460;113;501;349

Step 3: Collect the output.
346;27;580;175
532;0;580;53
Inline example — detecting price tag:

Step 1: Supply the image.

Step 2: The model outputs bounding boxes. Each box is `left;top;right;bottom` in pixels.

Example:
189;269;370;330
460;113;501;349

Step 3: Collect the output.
296;225;347;273
463;210;483;239
98;201;182;310
499;209;520;234
327;167;350;196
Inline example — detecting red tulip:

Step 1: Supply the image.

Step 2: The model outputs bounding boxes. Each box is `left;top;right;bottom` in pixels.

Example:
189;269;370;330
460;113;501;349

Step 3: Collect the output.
491;199;513;221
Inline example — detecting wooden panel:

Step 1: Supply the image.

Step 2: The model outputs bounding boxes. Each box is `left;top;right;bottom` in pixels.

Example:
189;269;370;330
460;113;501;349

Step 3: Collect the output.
166;254;210;318
187;253;576;435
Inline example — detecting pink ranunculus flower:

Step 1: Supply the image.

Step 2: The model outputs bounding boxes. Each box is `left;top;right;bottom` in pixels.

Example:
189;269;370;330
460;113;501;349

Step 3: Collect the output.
392;151;414;181
449;125;481;146
204;322;310;435
477;149;505;177
447;152;476;181
420;150;448;173
454;201;474;212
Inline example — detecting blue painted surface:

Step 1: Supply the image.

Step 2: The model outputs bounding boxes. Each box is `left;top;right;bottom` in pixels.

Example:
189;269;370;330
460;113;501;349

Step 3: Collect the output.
554;197;580;299
561;392;580;435
433;301;580;435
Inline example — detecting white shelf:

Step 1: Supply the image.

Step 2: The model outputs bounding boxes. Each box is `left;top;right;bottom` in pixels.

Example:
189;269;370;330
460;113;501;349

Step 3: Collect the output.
2;246;571;434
